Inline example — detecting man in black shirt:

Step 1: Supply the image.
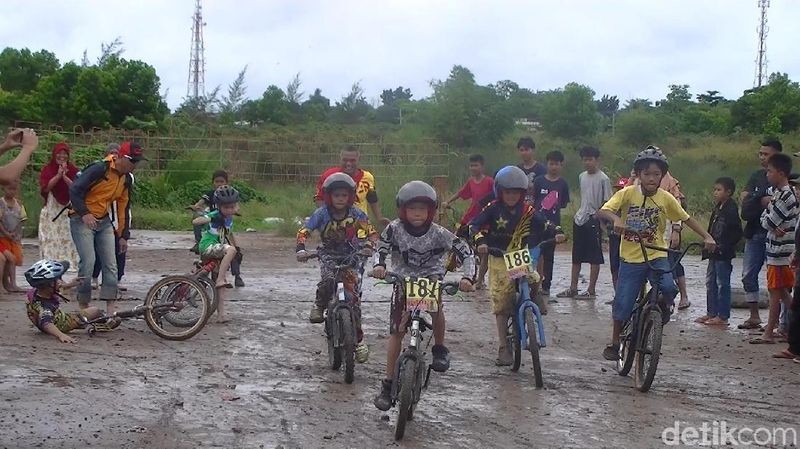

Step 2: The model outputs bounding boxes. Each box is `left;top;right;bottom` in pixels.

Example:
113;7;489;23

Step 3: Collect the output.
738;139;782;329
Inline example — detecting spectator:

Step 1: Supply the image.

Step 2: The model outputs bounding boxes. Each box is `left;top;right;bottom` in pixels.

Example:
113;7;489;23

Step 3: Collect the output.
738;139;782;330
531;150;570;296
69;142;144;314
0;179;27;292
557;146;611;300
38;142;79;269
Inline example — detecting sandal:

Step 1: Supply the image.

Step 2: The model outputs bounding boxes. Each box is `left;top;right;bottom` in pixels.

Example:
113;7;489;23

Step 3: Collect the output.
772;350;798;359
737;320;762;330
556;288;577;299
575;291;597;300
704;318;729;326
694;316;711;324
215;282;234;289
749;337;776;344
678;301;692;310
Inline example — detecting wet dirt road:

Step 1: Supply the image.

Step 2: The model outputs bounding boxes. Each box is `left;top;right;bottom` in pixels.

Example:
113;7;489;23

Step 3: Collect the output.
1;231;798;449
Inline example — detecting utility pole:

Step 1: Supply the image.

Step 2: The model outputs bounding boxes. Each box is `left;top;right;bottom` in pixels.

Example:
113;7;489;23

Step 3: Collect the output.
754;0;770;88
187;0;206;99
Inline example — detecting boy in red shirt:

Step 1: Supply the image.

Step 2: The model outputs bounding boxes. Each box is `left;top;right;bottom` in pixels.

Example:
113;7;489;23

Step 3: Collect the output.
443;154;494;289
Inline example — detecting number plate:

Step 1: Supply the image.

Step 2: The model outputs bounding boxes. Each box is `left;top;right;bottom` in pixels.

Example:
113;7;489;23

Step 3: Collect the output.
504;248;532;280
404;277;441;312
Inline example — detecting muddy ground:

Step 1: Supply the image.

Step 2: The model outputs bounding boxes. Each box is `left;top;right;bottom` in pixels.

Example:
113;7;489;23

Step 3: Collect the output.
1;231;798;449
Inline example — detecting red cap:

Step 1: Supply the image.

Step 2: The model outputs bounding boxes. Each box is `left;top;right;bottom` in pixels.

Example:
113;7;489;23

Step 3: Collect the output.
118;142;147;162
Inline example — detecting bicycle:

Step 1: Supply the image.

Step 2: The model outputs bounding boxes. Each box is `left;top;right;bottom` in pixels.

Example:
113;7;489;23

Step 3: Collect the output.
615;234;701;392
302;248;369;384
377;272;460;441
488;239;554;388
81;275;212;341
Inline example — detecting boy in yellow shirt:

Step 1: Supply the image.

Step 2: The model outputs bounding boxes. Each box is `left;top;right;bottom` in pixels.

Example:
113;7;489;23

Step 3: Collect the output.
597;146;715;360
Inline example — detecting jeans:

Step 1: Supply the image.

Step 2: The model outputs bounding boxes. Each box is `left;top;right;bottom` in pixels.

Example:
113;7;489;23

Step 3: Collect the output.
668;251;685;279
742;233;767;303
706;259;733;320
541;241;555;291
612;258;678;322
70;216;118;305
92;235;125;281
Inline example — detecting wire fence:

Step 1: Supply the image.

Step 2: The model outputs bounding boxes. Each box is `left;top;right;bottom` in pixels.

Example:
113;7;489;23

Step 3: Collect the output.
21;125;455;184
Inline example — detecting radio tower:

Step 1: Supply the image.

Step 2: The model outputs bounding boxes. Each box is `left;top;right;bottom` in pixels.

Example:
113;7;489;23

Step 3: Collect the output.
187;0;206;99
754;0;770;88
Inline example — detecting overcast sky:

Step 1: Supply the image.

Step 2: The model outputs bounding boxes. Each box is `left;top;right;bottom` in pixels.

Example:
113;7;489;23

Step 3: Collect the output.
4;0;799;110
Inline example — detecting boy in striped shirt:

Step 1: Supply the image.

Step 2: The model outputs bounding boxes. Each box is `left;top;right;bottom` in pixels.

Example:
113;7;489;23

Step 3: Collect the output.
754;153;798;344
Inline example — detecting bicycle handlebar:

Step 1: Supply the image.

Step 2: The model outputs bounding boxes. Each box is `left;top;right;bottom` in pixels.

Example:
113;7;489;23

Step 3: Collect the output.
626;229;702;274
379;271;460;296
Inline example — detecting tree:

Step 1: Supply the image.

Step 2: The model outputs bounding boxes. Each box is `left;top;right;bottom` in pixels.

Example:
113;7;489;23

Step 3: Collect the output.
696;90;726;106
731;73;800;133
333;82;372;124
657;84;692;114
0;48;60;93
623;98;653;110
301;88;331;122
539;83;600;139
380;86;412;106
615;109;664;147
98;37;124;66
175;85;221;123
286;73;304;104
596;94;619;117
219;66;248;123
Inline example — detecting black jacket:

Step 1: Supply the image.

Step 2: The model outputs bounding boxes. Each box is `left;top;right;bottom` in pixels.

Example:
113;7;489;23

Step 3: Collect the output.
703;198;743;260
741;169;770;239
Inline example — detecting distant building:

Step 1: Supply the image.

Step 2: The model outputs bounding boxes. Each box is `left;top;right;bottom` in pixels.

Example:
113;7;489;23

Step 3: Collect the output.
514;118;542;132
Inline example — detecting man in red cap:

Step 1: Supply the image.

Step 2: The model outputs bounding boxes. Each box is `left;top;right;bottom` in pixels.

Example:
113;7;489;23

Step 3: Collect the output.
69;141;145;313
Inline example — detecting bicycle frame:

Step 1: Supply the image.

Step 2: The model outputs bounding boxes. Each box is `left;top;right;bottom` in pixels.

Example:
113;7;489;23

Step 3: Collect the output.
515;245;547;349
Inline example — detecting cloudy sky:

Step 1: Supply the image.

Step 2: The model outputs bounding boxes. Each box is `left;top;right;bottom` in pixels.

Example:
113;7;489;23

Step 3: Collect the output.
4;0;799;109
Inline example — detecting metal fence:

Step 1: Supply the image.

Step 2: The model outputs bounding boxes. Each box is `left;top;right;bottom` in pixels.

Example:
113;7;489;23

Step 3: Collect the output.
23;125;454;183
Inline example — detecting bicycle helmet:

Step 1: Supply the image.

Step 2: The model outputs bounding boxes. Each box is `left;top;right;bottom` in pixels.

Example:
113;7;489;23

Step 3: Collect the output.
396;180;438;226
25;259;69;288
322;172;357;207
214;185;240;205
493;165;529;198
634;145;669;173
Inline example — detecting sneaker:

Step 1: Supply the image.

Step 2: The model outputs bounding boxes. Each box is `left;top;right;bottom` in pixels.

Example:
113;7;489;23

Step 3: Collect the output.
234;275;245;288
431;344;451;373
356;342;369;363
309;306;325;324
373;379;393;411
495;345;513;366
603;344;620;361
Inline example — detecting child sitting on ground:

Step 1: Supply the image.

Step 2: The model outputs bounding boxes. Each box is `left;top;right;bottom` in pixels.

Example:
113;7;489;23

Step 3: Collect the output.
25;260;116;343
296;173;378;362
0;179;27;292
192;185;242;323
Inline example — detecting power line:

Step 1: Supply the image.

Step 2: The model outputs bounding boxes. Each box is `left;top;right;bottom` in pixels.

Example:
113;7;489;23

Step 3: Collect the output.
187;0;206;99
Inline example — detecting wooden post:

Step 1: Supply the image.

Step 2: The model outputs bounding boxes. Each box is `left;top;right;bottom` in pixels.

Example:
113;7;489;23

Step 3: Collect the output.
432;175;449;228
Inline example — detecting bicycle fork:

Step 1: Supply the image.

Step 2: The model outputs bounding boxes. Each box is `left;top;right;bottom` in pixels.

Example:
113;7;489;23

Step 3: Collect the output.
517;280;547;348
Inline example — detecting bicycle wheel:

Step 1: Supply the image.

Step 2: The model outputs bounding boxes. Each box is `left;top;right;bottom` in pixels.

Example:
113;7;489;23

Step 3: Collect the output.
144;276;211;341
617;318;636;376
634;309;663;392
524;308;543;388
340;309;355;384
509;314;521;372
394;356;416;441
326;313;342;371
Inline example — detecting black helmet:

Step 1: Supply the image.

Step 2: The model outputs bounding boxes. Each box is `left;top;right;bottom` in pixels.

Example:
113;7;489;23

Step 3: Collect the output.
214;185;240;205
25;259;69;288
493;165;529;197
634;145;669;172
396;180;437;226
322;172;357;207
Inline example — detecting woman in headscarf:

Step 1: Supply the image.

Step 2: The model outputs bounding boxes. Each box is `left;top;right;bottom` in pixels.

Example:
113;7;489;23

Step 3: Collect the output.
38;142;79;268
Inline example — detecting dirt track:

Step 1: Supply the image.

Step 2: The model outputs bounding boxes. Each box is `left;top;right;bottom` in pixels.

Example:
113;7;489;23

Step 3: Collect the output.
1;231;798;449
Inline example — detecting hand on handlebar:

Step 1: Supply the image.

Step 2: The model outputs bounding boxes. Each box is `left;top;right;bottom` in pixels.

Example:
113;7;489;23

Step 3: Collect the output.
296;250;310;263
612;218;626;236
459;278;474;292
371;265;386;279
358;247;374;258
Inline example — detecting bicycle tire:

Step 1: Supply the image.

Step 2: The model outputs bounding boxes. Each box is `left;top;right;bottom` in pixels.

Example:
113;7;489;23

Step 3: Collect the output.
617;319;636;376
326;314;342;371
510;314;521;372
634;309;663;392
144;276;211;341
340;309;355;384
525;308;543;388
394;357;416;441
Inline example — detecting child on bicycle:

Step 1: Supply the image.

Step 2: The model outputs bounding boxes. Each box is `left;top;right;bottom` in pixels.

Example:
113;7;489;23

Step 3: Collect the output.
192;185;241;323
371;180;475;411
24;260;117;343
189;170;245;287
296;173;378;362
442;154;494;289
598;146;715;361
470;166;566;366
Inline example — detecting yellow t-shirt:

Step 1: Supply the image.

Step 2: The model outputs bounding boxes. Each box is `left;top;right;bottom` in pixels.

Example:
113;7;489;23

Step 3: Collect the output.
354;170;376;214
601;186;690;263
